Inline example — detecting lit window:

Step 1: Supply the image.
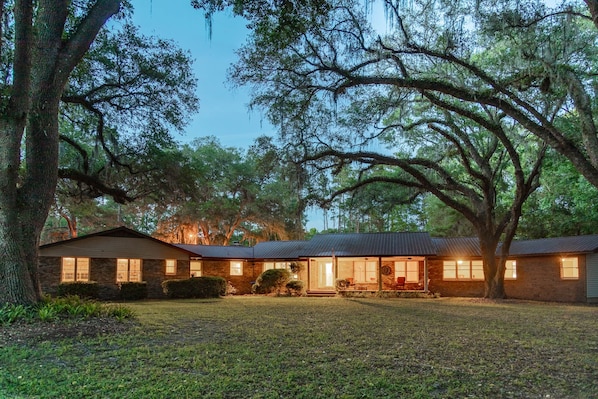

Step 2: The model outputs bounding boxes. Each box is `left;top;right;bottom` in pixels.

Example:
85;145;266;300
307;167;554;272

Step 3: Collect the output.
165;259;177;275
505;260;517;280
395;261;419;283
190;260;202;277
354;261;378;283
443;260;484;281
61;257;90;282
561;257;579;280
117;259;142;282
263;262;291;272
230;261;243;276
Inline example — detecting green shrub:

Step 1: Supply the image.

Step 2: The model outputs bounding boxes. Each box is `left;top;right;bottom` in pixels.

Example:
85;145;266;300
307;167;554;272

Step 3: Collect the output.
162;276;226;299
119;282;148;300
254;269;291;296
286;280;305;296
57;281;99;299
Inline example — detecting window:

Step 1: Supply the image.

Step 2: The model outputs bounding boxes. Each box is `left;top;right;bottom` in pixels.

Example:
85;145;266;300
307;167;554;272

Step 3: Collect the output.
117;259;142;282
354;261;377;283
561;257;579;280
61;257;89;282
263;262;292;271
395;261;419;283
443;260;484;281
165;259;177;275
230;261;243;276
190;260;202;277
505;260;517;280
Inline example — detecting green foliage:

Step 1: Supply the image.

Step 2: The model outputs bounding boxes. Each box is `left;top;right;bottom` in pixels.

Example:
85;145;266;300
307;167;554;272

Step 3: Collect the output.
0;296;133;325
285;280;305;296
161;276;226;299
253;268;291;295
0;304;31;325
119;282;148;301
57;281;99;299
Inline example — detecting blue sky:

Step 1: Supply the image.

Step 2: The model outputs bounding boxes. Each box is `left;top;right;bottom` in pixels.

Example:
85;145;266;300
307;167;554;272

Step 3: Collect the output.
130;1;277;149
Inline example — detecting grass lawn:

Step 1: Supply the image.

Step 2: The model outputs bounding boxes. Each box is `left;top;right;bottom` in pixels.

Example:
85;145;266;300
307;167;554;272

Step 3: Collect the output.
1;296;597;398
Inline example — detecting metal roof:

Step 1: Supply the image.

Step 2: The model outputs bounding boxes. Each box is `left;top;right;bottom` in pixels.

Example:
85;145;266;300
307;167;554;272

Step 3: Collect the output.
253;241;310;259
508;235;598;256
175;244;254;259
302;232;436;257
432;237;481;257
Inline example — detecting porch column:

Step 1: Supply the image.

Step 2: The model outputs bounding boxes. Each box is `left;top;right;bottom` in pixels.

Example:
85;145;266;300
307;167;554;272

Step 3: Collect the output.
378;257;383;292
424;257;429;292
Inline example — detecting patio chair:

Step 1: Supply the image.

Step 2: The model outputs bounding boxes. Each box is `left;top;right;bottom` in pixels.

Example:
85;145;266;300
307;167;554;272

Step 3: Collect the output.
394;276;406;290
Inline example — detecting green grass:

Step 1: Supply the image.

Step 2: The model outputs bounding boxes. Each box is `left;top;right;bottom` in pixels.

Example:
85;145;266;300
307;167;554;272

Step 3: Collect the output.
1;297;597;398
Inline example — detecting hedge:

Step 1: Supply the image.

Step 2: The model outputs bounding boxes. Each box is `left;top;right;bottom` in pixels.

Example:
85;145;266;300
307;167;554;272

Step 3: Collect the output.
162;276;226;299
119;282;148;300
57;281;99;299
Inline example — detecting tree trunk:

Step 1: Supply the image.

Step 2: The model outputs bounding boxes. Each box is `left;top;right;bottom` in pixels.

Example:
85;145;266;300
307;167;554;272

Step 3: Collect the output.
0;0;121;306
479;235;506;299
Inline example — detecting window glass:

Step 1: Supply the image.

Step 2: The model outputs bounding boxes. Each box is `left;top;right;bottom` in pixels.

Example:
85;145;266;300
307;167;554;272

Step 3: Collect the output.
166;259;176;275
116;259;129;282
230;261;243;276
457;260;470;279
190;260;202;277
62;257;76;282
129;259;142;282
443;261;457;279
76;258;90;281
471;260;484;280
365;261;377;282
406;261;419;283
505;260;517;279
561;257;579;279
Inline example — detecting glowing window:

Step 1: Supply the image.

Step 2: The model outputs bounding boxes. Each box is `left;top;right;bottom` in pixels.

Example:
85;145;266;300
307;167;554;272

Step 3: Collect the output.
561;257;579;280
165;259;176;275
61;257;89;282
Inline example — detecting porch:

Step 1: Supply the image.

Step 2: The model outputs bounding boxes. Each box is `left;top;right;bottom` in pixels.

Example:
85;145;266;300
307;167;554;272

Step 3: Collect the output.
306;256;429;295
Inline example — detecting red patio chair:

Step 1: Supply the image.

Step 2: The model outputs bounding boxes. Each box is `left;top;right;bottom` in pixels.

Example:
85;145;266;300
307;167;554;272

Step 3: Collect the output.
394;276;406;290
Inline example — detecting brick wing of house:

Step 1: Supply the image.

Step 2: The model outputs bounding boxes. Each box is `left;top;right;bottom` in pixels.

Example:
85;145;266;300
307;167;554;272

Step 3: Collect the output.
39;227;598;303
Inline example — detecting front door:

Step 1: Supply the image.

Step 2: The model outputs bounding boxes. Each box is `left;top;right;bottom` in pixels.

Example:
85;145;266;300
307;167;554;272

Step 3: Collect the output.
317;260;334;289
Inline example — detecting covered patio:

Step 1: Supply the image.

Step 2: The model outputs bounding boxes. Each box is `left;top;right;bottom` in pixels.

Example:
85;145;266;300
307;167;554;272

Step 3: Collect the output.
303;232;435;295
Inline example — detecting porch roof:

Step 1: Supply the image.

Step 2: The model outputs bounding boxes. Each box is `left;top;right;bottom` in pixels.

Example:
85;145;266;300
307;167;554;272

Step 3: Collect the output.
302;232;436;257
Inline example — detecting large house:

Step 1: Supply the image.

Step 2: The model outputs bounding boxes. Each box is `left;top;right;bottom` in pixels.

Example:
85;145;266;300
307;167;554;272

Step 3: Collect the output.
38;226;598;303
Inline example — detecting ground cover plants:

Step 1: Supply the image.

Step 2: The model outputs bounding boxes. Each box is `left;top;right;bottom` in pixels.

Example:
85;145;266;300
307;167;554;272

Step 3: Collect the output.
1;297;597;398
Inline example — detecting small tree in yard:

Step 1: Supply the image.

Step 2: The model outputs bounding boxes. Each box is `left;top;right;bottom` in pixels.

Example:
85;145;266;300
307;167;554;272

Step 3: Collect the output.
253;269;291;296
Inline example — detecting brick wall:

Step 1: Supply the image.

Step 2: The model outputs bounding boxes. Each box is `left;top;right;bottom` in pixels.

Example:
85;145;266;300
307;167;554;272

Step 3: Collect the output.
505;255;586;302
427;256;587;302
39;256;192;300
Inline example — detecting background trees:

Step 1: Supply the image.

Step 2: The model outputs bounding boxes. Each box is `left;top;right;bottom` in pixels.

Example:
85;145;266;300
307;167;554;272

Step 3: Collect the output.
198;0;598;297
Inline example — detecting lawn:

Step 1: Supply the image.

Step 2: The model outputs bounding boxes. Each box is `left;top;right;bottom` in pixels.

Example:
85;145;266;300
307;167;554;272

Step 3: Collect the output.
1;296;597;398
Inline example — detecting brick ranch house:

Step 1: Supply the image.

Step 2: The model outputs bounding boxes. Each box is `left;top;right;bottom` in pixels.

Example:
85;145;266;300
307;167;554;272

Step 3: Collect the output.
38;226;598;303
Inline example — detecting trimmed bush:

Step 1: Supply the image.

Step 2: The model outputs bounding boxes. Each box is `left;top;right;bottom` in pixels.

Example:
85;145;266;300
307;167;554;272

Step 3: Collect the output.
286;280;305;296
162;276;226;299
57;281;99;299
254;269;291;296
119;282;148;301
